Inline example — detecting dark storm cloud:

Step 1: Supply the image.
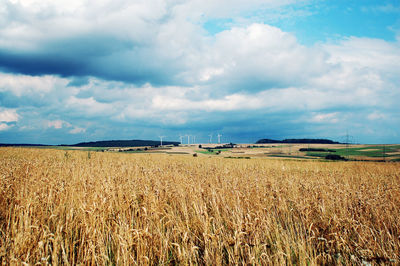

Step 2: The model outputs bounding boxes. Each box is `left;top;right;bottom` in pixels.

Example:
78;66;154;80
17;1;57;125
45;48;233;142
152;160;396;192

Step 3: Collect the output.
0;36;177;85
0;49;85;76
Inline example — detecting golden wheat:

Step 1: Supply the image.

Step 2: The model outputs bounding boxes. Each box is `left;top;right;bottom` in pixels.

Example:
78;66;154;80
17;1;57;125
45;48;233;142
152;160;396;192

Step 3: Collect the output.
0;147;399;265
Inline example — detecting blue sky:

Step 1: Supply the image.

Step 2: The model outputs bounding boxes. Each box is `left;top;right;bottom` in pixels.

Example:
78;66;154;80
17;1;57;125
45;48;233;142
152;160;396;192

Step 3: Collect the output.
0;0;399;144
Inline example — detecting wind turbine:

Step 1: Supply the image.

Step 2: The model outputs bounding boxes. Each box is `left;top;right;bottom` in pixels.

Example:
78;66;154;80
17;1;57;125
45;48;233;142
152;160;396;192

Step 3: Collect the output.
186;134;190;145
159;136;165;146
208;134;212;144
217;133;222;144
179;134;183;145
192;135;196;144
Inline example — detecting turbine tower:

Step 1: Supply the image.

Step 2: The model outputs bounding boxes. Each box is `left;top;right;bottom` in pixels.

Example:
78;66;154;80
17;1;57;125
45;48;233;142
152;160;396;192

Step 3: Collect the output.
159;136;165;146
179;134;183;145
217;133;222;144
208;134;212;144
186;135;190;145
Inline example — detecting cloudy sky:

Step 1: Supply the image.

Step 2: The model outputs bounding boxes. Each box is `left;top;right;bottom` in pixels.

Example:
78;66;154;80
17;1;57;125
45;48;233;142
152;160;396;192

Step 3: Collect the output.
0;0;399;144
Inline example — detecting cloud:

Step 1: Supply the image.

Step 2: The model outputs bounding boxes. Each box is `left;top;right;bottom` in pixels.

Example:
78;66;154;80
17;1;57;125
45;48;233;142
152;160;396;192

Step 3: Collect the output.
323;37;400;76
0;108;18;132
0;108;19;122
46;119;86;135
311;113;339;124
152;93;257;111
0;0;173;83
47;120;71;129
362;4;400;14
0;123;14;131
176;23;330;92
0;1;399;144
368;112;386;121
0;0;315;86
0;72;65;97
69;127;86;134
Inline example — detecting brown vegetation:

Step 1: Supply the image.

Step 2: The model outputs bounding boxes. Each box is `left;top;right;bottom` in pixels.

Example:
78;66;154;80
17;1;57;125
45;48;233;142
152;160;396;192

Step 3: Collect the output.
1;148;399;264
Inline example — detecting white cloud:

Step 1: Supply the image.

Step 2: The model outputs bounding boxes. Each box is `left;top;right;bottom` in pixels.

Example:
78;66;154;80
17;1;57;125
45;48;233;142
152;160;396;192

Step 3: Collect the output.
0;123;14;131
368;112;386;121
0;73;67;97
183;23;330;89
323;37;400;78
0;0;165;48
46;120;86;134
199;67;225;82
152;93;265;111
311;37;400;108
0;108;19;122
65;96;115;116
47;120;71;129
1;31;398;124
172;0;303;19
362;4;400;14
69;127;86;134
311;113;339;123
0;1;317;86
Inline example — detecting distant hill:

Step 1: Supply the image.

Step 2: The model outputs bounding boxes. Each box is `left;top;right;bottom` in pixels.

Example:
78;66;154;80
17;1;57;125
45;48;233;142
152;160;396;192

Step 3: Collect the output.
256;138;340;144
65;139;180;147
1;139;180;147
0;143;48;147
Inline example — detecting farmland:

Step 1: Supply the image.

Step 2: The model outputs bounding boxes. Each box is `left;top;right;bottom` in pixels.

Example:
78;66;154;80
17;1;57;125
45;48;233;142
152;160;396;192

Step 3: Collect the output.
34;143;400;162
111;143;400;162
1;147;399;264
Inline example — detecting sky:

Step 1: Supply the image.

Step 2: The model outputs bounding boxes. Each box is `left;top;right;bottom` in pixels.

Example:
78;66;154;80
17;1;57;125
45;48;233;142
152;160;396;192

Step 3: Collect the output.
0;0;399;144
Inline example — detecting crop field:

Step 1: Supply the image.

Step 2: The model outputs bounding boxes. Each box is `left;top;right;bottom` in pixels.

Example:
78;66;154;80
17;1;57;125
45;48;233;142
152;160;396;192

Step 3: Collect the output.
1;147;399;265
303;145;400;161
112;143;400;162
35;143;400;162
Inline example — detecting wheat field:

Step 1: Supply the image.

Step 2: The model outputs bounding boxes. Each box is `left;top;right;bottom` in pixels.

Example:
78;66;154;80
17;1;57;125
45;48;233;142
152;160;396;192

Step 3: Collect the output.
0;148;399;265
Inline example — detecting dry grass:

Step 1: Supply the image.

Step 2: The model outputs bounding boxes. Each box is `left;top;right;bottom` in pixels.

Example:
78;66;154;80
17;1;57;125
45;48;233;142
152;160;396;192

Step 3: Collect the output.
1;147;399;265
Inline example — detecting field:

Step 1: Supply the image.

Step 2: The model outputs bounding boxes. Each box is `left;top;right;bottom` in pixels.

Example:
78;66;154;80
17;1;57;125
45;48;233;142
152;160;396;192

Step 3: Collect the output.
74;143;400;162
1;147;400;264
35;143;400;162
